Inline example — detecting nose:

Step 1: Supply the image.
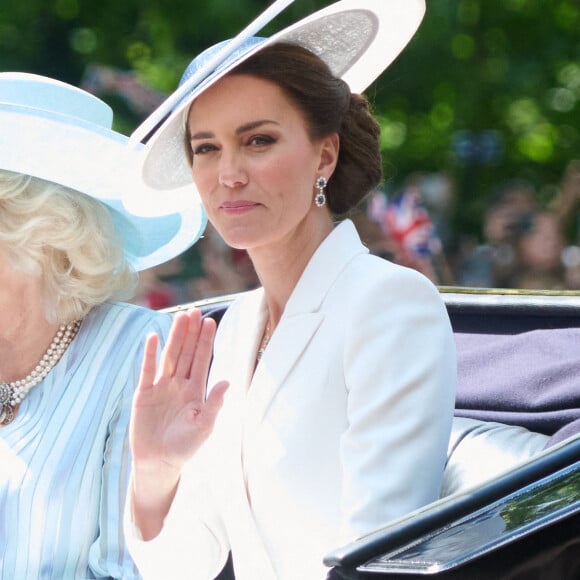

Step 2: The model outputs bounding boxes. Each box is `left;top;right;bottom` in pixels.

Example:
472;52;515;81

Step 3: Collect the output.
218;150;248;189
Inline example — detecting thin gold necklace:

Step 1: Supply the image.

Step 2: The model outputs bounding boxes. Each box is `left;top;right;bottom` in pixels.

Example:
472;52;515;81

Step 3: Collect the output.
256;322;271;362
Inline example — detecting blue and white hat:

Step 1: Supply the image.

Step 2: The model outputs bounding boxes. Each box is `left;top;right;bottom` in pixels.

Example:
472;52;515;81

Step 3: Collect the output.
124;0;426;216
0;72;206;270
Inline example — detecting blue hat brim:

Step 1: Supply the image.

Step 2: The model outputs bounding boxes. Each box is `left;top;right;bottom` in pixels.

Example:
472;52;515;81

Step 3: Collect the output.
0;73;207;270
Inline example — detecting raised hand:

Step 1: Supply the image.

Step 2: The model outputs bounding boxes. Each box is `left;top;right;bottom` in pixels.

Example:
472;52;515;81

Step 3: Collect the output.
129;309;228;539
131;308;228;474
130;309;228;531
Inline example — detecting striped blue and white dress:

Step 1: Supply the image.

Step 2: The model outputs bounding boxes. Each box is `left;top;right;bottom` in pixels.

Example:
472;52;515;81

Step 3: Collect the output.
0;301;172;579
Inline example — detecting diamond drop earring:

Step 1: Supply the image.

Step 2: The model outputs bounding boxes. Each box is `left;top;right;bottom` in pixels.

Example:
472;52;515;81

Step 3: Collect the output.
314;176;327;208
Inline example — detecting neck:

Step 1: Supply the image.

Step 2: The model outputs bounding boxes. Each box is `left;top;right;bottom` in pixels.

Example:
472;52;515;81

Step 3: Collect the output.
0;259;61;382
0;312;60;383
249;218;334;328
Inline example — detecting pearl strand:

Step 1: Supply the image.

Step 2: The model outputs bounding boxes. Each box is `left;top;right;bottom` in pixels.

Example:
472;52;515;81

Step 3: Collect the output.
0;320;82;425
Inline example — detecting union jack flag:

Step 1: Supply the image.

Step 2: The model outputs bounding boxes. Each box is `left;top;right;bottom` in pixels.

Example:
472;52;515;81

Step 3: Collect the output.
369;188;436;260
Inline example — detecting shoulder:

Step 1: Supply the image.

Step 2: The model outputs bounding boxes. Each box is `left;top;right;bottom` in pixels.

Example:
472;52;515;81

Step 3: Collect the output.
324;220;442;303
325;256;452;355
342;253;443;307
84;301;173;340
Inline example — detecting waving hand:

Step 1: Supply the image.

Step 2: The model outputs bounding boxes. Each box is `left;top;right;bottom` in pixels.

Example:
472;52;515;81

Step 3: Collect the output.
131;308;228;478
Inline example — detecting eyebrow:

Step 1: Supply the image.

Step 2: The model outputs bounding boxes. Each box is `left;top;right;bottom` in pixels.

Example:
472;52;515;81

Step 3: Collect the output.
189;119;279;141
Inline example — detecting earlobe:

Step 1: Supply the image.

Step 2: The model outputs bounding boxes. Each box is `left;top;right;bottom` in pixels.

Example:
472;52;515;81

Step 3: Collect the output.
317;133;339;177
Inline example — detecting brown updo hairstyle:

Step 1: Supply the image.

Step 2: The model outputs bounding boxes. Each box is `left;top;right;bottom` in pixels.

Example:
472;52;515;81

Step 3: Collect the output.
228;42;383;216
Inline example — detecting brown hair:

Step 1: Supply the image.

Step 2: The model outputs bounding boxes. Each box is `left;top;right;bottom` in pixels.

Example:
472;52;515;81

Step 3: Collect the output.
204;42;384;216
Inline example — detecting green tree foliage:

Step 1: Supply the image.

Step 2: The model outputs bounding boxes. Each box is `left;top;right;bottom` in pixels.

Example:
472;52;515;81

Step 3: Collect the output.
1;0;578;238
376;0;580;234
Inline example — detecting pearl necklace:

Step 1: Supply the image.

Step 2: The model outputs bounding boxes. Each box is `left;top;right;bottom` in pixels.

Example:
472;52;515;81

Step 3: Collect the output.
0;320;82;426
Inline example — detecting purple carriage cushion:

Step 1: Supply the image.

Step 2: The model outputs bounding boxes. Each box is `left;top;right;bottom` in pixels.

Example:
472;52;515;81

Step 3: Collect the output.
453;327;580;446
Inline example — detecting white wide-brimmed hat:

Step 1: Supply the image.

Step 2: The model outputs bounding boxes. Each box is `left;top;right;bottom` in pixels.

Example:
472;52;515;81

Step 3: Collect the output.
0;72;206;270
124;0;425;216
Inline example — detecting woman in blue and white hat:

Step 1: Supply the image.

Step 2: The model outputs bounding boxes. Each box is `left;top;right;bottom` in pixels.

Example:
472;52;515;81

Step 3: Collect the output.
0;72;206;578
126;1;457;579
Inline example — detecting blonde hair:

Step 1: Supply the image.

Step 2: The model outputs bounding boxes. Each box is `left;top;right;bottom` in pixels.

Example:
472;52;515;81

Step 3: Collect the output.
0;170;137;323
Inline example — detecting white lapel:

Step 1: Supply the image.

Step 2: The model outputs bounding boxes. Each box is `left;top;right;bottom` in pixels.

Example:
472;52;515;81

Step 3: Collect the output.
248;220;368;424
206;299;278;576
228;289;268;391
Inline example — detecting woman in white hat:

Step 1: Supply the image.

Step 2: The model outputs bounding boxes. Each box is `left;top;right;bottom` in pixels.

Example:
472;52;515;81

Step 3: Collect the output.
0;73;206;578
126;1;457;579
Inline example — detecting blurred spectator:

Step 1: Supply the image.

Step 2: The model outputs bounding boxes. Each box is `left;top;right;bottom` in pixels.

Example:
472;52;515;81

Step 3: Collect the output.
457;180;538;288
512;210;567;290
551;160;580;290
551;159;580;245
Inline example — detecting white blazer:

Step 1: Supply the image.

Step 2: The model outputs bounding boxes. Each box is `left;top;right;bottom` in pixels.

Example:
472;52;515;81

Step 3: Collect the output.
127;220;457;580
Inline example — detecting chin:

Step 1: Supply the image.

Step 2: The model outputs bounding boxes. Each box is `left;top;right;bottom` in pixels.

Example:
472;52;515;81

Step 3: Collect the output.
220;233;255;252
219;227;264;251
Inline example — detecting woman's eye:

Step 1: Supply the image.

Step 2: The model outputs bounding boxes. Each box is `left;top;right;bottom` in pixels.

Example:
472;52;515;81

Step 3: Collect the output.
192;143;217;156
249;134;276;147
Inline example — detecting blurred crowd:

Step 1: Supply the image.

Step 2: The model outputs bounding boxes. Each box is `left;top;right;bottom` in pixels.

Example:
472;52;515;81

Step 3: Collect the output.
134;159;580;309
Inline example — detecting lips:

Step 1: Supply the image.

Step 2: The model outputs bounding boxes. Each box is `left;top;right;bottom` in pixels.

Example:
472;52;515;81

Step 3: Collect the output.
220;200;259;212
